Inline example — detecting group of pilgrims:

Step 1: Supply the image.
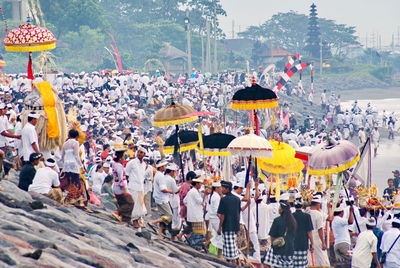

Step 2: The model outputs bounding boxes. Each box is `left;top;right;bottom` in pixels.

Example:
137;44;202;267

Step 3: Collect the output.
0;68;399;268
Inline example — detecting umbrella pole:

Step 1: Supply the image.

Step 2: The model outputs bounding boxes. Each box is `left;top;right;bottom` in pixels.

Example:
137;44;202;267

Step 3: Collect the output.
175;125;185;180
247;156;252;257
342;172;361;233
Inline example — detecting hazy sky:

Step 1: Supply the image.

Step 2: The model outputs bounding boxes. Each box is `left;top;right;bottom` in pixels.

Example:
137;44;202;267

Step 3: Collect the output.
219;0;400;46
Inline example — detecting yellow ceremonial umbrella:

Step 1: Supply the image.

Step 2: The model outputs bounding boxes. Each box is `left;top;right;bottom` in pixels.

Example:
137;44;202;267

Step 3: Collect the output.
258;139;304;200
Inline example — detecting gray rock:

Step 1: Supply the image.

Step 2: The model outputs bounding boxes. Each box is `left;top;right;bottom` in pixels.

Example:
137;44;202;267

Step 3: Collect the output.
0;250;16;266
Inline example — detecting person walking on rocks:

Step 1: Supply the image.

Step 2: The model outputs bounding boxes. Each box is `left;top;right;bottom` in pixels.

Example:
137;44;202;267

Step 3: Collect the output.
149;160;173;238
20;112;40;165
112;149;134;224
217;181;241;265
126;146;147;228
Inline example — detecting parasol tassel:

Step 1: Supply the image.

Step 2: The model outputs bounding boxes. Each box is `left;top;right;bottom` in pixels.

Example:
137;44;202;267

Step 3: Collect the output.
27;52;34;80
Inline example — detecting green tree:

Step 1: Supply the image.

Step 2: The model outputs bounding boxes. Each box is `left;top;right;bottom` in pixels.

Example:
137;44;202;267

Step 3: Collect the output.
40;0;108;37
239;11;359;57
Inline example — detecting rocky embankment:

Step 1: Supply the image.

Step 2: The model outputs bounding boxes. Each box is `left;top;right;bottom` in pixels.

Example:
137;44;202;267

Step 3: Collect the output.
0;175;232;268
300;75;398;92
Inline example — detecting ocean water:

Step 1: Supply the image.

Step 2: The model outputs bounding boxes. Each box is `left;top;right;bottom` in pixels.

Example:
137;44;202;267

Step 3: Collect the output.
341;98;400;194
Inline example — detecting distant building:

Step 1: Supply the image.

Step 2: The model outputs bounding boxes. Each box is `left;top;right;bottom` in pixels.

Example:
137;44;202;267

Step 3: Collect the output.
159;43;187;74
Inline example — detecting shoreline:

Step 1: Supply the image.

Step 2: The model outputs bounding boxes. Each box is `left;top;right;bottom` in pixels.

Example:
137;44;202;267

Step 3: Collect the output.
336;87;400;101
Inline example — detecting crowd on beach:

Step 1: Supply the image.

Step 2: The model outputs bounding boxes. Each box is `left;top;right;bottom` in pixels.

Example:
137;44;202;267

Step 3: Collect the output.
1;69;400;268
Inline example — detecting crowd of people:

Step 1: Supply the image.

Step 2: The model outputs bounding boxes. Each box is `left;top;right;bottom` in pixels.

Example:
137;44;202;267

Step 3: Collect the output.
0;69;399;268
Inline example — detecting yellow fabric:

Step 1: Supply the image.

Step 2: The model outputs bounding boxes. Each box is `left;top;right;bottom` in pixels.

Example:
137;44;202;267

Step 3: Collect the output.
198;123;204;154
153;116;198;127
197;149;231;156
163;141;199;154
5;42;56;52
258;139;303;174
231;100;279;110
307;154;360;175
35;81;60;138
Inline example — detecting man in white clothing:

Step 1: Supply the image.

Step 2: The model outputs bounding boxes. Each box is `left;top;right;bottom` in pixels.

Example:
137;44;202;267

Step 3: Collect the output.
21;112;41;164
126;146;147;227
184;177;207;244
352;217;381;268
380;218;400;268
149;161;176;238
28;158;62;203
332;204;354;265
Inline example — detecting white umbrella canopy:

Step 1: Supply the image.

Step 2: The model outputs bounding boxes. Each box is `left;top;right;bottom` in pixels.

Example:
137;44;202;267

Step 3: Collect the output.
227;133;273;158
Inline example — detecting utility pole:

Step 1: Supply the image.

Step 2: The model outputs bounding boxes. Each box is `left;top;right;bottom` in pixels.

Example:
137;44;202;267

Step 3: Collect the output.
201;28;205;72
319;36;323;74
206;19;211;73
213;3;218;74
184;9;192;74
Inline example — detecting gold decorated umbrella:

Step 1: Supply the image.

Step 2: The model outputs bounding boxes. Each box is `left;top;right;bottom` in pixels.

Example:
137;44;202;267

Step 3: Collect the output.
153;98;198;178
3;20;56;79
153;102;198;127
258;139;304;200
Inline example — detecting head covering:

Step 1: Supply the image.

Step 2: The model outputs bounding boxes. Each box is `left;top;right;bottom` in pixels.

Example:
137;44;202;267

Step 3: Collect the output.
29;153;42;162
280;192;290;202
212;181;221;187
156;160;168;168
312;196;322;204
193;178;204;183
234;177;245;188
44;158;56;167
137;146;148;154
103;162;111;168
95;157;102;163
366;217;376;227
221;181;232;189
28;112;40;119
0;103;5;109
334;205;344;213
166;164;178;171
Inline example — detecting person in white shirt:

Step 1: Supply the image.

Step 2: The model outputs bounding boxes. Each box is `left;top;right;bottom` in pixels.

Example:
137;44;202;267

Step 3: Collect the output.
352;217;381;268
21;112;41;164
184;177;207;236
0;103;21;176
125;146;147;228
91;165;106;195
332;204;354;264
143;159;154;217
207;181;223;257
380;218;400;268
307;196;330;267
148;160;175;238
371;127;380;157
28;158;62;203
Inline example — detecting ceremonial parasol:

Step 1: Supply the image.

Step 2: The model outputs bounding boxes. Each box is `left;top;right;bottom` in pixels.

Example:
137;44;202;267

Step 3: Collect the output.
231;83;278;110
307;138;359;176
230;81;278;135
163;130;199;154
153;102;198;127
227;133;273;158
3;20;56;80
259;139;304;175
308;136;360;232
258;140;304;200
197;133;236;156
153;97;198;178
